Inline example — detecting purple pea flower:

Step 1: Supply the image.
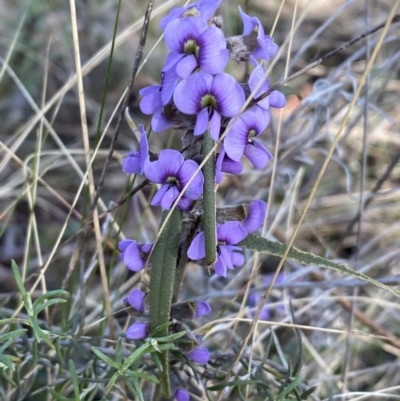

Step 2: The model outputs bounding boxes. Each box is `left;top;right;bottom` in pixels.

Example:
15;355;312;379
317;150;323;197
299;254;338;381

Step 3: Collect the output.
195;301;211;318
241;200;267;233
186;346;210;364
127;289;146;313
249;64;287;110
160;0;222;31
224;106;273;169
144;149;204;211
239;6;279;63
187;222;248;277
119;240;153;272
122;124;149;175
215;145;243;184
174;72;245;140
139;66;178;132
174;389;190;401
126;322;148;340
164;18;229;78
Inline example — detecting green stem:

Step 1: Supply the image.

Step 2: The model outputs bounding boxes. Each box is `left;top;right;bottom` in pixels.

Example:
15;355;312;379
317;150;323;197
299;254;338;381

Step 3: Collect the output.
149;208;182;398
202;131;217;266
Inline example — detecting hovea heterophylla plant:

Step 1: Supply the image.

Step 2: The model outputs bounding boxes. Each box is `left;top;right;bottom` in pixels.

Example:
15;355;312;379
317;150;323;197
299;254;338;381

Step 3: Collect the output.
117;1;400;399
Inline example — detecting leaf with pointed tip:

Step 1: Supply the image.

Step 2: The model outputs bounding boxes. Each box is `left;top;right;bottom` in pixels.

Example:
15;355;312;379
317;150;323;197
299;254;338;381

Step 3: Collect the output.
240;235;400;297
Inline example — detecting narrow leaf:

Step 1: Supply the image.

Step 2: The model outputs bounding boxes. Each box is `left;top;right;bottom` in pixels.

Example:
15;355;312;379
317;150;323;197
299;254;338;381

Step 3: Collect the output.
240;235;400;297
149;208;182;398
91;347;119;369
202;130;217;265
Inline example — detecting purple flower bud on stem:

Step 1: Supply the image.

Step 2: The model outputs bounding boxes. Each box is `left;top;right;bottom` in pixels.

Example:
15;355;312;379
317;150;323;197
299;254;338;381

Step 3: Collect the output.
174;388;190;401
127;289;146;313
186;346;210;364
195;301;211;318
126;322;148;340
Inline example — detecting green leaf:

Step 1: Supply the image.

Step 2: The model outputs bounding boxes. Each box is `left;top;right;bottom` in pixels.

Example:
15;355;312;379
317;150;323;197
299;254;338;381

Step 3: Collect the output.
240;235;400;297
278;376;305;399
301;386;318;399
34;299;67;315
202;130;217;265
151;330;186;343
149;208;182;399
122;342;151;369
11;260;33;315
0;329;27;344
32;290;69;308
0;353;15;370
49;389;75;401
126;377;144;401
68;360;80;401
128;370;159;383
105;372;119;395
91;347;119;369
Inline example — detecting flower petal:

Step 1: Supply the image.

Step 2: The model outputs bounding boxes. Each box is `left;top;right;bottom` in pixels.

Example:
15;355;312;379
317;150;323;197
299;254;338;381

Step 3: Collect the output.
194;108;209;136
174;72;213;115
124;242;145;272
244;140;273;169
174;389;190;401
242;200;267;233
269;90;287;108
144;149;184;183
187;232;206;260
151;110;174;132
217;222;248;245
127;289;145;313
151;184;170;207
195;301;211;318
178;160;204;199
176;54;198;78
122;152;141;174
198;25;229;75
164;18;207;53
209;111;221;140
219;245;234;270
214;256;227;276
119;239;134;252
140;90;162;115
187;346;210;364
211;73;245;117
160;185;180;210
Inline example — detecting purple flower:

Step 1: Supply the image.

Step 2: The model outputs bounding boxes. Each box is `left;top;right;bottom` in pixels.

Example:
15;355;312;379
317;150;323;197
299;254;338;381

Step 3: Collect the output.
174;389;190;401
249;64;287;110
174;72;245;140
139;66;178;132
122;125;149;175
186;346;210;364
140;64;178;110
239;6;279;63
160;0;222;30
241;200;267;233
164;18;229;78
195;301;211;318
144;149;204;211
224;106;272;169
126;322;148;340
127;289;146;313
187;222;248;277
215;145;243;184
119;240;153;272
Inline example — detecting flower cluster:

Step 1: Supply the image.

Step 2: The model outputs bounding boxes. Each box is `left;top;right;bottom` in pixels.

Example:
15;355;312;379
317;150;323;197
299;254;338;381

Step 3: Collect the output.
119;1;286;397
